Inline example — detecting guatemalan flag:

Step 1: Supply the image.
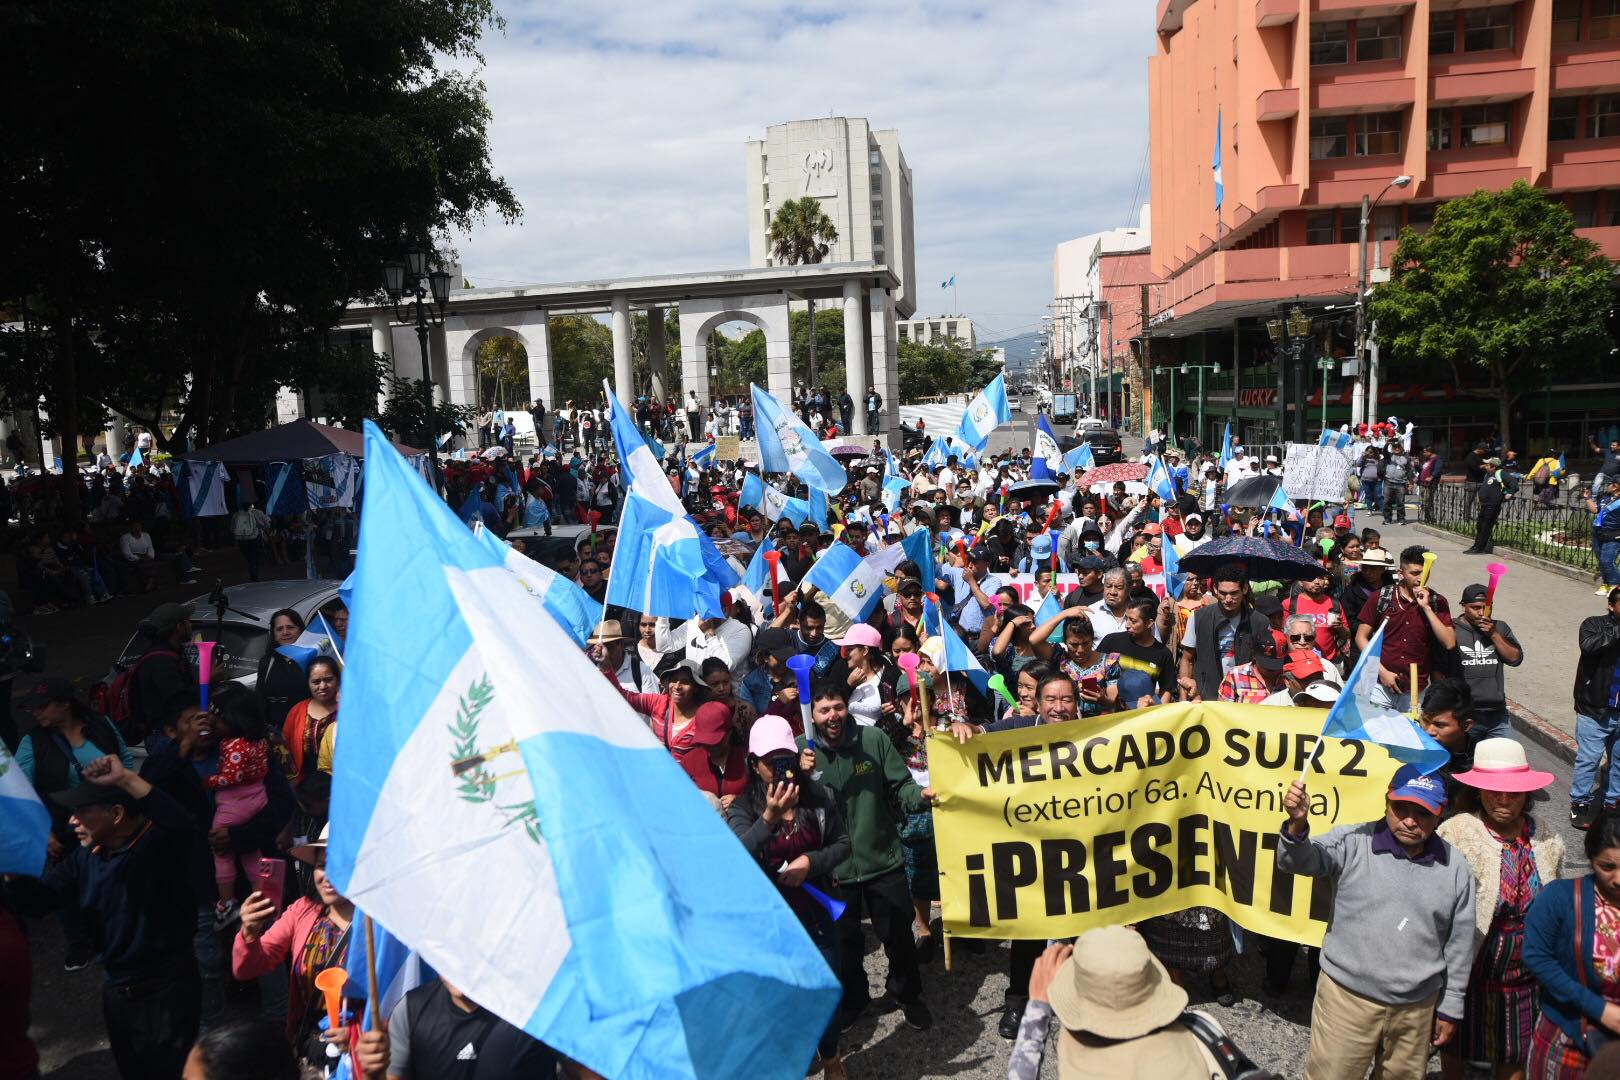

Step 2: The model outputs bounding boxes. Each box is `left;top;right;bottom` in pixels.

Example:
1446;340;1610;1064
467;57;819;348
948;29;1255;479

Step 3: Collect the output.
1218;421;1234;470
1146;456;1177;503
177;460;228;517
750;384;848;494
1032;414;1061;481
472;524;602;647
1319;620;1450;775
275;615;342;672
1061;441;1095;475
954;373;1011;451
1318;429;1353;451
935;612;990;695
327;421;839;1080
802;543;890;624
882;475;911;513
741;474;815;529
0;741;49;876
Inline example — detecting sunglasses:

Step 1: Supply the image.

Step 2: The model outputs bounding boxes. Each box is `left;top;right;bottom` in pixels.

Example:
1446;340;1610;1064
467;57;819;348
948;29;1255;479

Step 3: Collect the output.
1287;633;1315;642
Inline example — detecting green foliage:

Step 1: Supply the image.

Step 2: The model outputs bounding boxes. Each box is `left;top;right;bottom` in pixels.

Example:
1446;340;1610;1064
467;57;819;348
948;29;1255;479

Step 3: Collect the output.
379;373;476;451
898;338;998;400
475;336;529;408
285;346;390;432
5;0;519;458
449;675;498;804
549;316;614;410
768;198;839;267
1368;181;1614;440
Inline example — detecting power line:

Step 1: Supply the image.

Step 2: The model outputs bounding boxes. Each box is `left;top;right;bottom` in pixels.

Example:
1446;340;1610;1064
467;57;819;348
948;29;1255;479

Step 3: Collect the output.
1121;138;1149;230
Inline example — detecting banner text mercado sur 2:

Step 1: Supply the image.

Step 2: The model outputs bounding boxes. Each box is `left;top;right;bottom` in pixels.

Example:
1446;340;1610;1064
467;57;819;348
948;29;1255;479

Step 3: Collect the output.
931;701;1401;947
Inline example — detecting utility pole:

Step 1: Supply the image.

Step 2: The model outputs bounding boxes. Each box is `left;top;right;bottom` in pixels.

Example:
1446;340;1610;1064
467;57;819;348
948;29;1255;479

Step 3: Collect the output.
1353;175;1411;428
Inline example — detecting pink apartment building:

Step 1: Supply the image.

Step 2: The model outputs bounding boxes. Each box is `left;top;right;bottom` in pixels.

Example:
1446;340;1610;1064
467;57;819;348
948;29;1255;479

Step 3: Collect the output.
1144;0;1620;453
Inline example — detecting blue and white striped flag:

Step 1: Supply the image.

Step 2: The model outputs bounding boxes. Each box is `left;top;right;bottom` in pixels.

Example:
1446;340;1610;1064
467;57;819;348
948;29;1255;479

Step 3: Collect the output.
1032;414;1061;481
689;442;716;469
471;523;602;647
882;475;911;513
178;460;228;517
344;912;433;1028
1320;621;1450;774
921;438;949;470
1218;422;1234;470
1318;429;1353;451
936;614;990;695
0;741;49;876
750;384;848;494
954;373;1011;451
1161;530;1185;600
1146;457;1177;502
1213;107;1224;211
1061;441;1095;475
802;543;888;623
327;421;838;1080
740;537;777;615
741;474;812;528
609;491;736;621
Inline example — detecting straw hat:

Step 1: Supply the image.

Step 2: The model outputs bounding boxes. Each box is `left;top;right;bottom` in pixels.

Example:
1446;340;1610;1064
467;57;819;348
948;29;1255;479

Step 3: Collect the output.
1452;738;1556;793
1352;547;1396;568
1048;925;1188;1040
586;620;627;646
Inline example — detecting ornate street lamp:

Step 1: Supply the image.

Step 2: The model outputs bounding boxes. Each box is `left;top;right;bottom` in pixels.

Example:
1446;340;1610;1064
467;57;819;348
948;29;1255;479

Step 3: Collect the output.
382;250;451;494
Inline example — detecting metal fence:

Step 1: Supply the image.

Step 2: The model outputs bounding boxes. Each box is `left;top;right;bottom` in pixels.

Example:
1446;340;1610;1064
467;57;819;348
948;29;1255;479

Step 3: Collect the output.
1423;481;1597;572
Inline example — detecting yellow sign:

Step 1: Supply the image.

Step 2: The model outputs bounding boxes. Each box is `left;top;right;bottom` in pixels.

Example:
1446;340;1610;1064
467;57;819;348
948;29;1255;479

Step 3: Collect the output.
931;701;1399;947
713;435;742;462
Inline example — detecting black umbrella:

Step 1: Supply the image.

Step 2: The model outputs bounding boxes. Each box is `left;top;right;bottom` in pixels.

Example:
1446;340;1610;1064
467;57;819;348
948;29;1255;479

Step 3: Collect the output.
1221;474;1286;509
1178;535;1328;581
1006;477;1059;503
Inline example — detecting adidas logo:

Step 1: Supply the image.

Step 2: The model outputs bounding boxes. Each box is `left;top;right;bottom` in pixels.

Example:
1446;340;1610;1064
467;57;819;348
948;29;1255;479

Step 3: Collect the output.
1459;640;1497;667
456;1043;478;1061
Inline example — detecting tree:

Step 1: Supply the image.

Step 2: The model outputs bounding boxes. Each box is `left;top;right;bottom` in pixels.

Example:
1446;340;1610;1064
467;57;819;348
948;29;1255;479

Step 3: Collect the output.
897;338;998;401
475;336;528;408
549;316;614;410
4;0;521;505
1368;181;1614;443
768;197;839;387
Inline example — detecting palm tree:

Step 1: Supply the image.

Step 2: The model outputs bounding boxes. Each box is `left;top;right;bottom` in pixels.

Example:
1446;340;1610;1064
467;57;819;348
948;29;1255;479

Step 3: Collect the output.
768;197;839;387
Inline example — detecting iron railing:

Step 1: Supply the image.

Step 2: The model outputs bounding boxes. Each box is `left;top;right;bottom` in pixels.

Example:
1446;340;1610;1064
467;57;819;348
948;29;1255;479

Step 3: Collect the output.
1423;481;1597;571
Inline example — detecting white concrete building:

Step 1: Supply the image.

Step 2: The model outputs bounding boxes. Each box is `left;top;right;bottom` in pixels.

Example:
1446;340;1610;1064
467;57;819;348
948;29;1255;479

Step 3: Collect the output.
896;315;975;349
1051;206;1151;391
745;118;917;318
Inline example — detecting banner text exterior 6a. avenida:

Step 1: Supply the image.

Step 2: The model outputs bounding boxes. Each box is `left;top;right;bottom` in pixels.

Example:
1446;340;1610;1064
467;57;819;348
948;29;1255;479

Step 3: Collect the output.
931;701;1400;947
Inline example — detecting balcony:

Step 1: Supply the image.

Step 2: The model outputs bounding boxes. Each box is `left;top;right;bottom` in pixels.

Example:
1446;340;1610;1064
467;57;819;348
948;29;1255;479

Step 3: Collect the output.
1553;51;1620;96
1547;139;1620;191
1430;64;1534;106
1309;0;1413;17
1158;0;1196;33
1256;0;1297;27
1311;73;1416;114
1257;86;1301;120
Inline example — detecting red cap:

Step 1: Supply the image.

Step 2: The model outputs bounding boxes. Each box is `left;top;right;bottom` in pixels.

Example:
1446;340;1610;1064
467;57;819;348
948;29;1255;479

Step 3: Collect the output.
1285;650;1325;679
1333;514;1352;529
1142;522;1163;536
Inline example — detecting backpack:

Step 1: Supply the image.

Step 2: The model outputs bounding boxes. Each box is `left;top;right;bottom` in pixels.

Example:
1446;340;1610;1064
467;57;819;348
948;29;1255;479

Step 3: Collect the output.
105;650;165;741
1179;1010;1281;1079
232;510;261;541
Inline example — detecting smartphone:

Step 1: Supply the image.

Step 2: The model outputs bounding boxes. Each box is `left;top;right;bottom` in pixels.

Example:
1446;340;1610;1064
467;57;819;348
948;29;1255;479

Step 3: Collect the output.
768;754;798;786
1081;676;1101;695
253;857;288;913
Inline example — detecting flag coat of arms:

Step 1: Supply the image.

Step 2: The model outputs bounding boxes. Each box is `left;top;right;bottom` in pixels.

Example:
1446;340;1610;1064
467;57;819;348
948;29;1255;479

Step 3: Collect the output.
749;384;847;494
954;373;1011;451
327;422;839;1079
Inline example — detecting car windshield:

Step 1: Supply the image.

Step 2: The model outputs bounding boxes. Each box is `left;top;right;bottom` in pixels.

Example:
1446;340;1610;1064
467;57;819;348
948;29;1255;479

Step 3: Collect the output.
119;623;270;685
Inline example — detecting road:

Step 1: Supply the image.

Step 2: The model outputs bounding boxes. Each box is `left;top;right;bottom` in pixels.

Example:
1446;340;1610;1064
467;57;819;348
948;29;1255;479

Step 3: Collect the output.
15;417;1598;1078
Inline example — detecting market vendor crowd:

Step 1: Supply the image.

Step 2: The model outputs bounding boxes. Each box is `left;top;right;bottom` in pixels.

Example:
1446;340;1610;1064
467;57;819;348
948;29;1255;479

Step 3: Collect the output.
9;415;1620;1080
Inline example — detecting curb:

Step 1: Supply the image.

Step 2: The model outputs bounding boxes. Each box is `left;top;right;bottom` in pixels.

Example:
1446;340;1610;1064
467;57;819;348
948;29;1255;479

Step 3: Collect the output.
1412;523;1598;587
1508;696;1576;765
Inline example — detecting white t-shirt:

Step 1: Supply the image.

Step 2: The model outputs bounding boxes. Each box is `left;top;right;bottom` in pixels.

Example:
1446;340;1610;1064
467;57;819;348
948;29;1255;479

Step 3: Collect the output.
938;467;957;493
120;532;155;561
849;676;884;726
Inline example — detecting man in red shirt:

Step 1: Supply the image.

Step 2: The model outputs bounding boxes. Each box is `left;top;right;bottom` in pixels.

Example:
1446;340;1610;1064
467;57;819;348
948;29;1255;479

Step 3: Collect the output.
1353;545;1457;713
1284;568;1352;665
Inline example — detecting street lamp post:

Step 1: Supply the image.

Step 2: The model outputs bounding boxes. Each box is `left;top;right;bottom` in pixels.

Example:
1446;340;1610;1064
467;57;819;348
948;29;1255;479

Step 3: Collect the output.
1353;174;1412;429
383;250;451;495
1266;306;1315;443
1179;362;1221;451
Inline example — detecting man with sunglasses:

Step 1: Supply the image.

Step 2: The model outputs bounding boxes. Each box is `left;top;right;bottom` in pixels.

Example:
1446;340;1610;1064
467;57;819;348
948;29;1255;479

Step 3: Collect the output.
1179;566;1272;702
1282;568;1350;669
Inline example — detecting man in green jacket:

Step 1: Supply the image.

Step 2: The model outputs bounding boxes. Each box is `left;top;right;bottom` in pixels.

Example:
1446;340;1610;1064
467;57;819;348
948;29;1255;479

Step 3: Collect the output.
799;682;936;1032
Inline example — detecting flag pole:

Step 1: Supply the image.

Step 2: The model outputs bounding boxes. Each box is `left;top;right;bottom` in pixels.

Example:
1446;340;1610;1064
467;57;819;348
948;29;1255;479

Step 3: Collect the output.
363;914;380;1030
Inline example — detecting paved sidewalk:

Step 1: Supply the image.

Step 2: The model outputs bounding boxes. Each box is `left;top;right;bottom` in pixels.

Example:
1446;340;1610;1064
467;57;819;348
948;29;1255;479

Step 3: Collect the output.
1354;508;1601;739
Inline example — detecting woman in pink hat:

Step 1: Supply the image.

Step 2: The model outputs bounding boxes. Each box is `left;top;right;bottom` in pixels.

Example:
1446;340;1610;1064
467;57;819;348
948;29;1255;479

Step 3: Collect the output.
1437;737;1564;1079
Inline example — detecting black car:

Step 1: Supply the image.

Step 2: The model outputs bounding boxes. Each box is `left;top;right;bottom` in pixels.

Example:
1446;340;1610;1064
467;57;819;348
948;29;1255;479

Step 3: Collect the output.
1055;428;1123;466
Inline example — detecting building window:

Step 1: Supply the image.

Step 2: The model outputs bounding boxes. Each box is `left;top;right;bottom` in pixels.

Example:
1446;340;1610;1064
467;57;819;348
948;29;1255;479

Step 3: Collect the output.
761;155;768;179
898;325;908;340
1429;10;1458;53
1357;16;1403;61
1407;202;1437;233
1460;104;1511;147
1305;211;1338;245
1374;206;1401;242
1356;111;1402;156
1606;190;1620;226
1551;97;1581;141
1427;107;1453;150
872;226;884;244
869;149;881;165
1589;94;1620;138
1553;0;1582;42
761;183;768;203
1570;192;1599;228
1462;6;1514;52
930;322;942;336
1596;0;1620;40
946;321;959;338
1310;21;1350;64
1310;115;1349;159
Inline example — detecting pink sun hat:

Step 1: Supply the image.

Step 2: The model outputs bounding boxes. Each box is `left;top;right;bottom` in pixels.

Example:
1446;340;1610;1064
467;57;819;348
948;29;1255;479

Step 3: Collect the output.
1451;737;1556;793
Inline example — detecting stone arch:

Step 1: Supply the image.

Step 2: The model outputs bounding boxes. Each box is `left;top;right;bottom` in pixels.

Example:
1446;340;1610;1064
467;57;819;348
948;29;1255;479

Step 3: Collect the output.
677;293;792;407
442;309;554;415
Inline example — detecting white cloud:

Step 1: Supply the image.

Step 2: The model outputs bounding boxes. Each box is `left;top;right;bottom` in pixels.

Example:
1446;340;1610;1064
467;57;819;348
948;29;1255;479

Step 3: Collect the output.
451;0;1154;342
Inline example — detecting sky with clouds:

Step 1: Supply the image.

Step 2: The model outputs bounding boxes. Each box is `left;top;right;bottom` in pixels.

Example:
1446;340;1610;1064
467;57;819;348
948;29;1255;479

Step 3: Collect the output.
451;1;1155;344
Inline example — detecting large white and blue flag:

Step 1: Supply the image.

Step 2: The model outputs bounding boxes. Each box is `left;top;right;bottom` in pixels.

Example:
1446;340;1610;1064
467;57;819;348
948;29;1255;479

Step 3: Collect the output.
1320;621;1450;774
472;524;602;647
327;421;839;1079
802;543;888;623
688;442;716;469
1161;531;1185;600
750;384;848;494
901;526;935;594
609;491;735;621
738;537;777;615
1318;429;1353;451
936;614;990;695
1031;414;1061;481
882;475;912;514
1032;589;1065;644
608;382;684;516
741;474;814;529
276;617;342;672
1213;107;1224;211
177;460;228;517
954;373;1011;451
1218;421;1234;470
0;741;49;876
1146;456;1177;502
1267;484;1296;516
1061;440;1095;475
921;438;947;470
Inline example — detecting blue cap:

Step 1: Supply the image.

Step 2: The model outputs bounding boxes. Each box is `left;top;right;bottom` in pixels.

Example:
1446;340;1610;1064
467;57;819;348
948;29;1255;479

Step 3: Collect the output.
1388;764;1447;814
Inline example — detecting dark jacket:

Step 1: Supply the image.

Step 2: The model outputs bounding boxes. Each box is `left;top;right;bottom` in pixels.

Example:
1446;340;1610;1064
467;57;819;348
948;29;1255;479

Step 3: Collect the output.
256;649;310;732
1524;876;1606;1045
796;724;925;885
1188;603;1271;701
127;633;194;742
727;776;851;899
14;787;198;985
1574;613;1620;716
21;715;124;842
140;740;296;904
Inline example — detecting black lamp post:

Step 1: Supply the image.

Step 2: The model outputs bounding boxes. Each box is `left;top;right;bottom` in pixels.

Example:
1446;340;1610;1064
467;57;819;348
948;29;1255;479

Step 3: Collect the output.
1266;305;1315;444
383;251;451;494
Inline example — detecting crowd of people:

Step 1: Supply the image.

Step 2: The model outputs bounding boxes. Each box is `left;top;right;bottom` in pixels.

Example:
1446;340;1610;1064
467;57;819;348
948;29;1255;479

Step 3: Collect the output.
7;409;1620;1080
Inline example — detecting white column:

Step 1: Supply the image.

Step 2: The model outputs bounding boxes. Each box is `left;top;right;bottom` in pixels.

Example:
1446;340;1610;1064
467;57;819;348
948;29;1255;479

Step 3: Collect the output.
869;289;900;449
842;280;866;435
370;313;393;413
765;293;794;405
526;312;554;414
646;306;669;401
611;294;633;405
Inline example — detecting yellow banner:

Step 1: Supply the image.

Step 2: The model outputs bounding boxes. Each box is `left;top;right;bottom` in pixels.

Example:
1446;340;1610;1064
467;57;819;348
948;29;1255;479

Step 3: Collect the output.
931;701;1400;947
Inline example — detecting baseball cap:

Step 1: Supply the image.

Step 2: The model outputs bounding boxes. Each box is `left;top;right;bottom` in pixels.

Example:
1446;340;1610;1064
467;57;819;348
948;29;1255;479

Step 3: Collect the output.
833;624;883;649
748;715;799;759
1332;514;1353;530
1031;534;1054;558
689;702;735;748
1292;683;1339;706
52;783;139;812
1388;764;1448;814
1284;651;1325;680
752;627;798;664
1253;645;1289;673
896;578;924;597
1142;522;1162;536
1076;556;1105;572
143;602;190;636
18;675;75;711
1461;583;1490;604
